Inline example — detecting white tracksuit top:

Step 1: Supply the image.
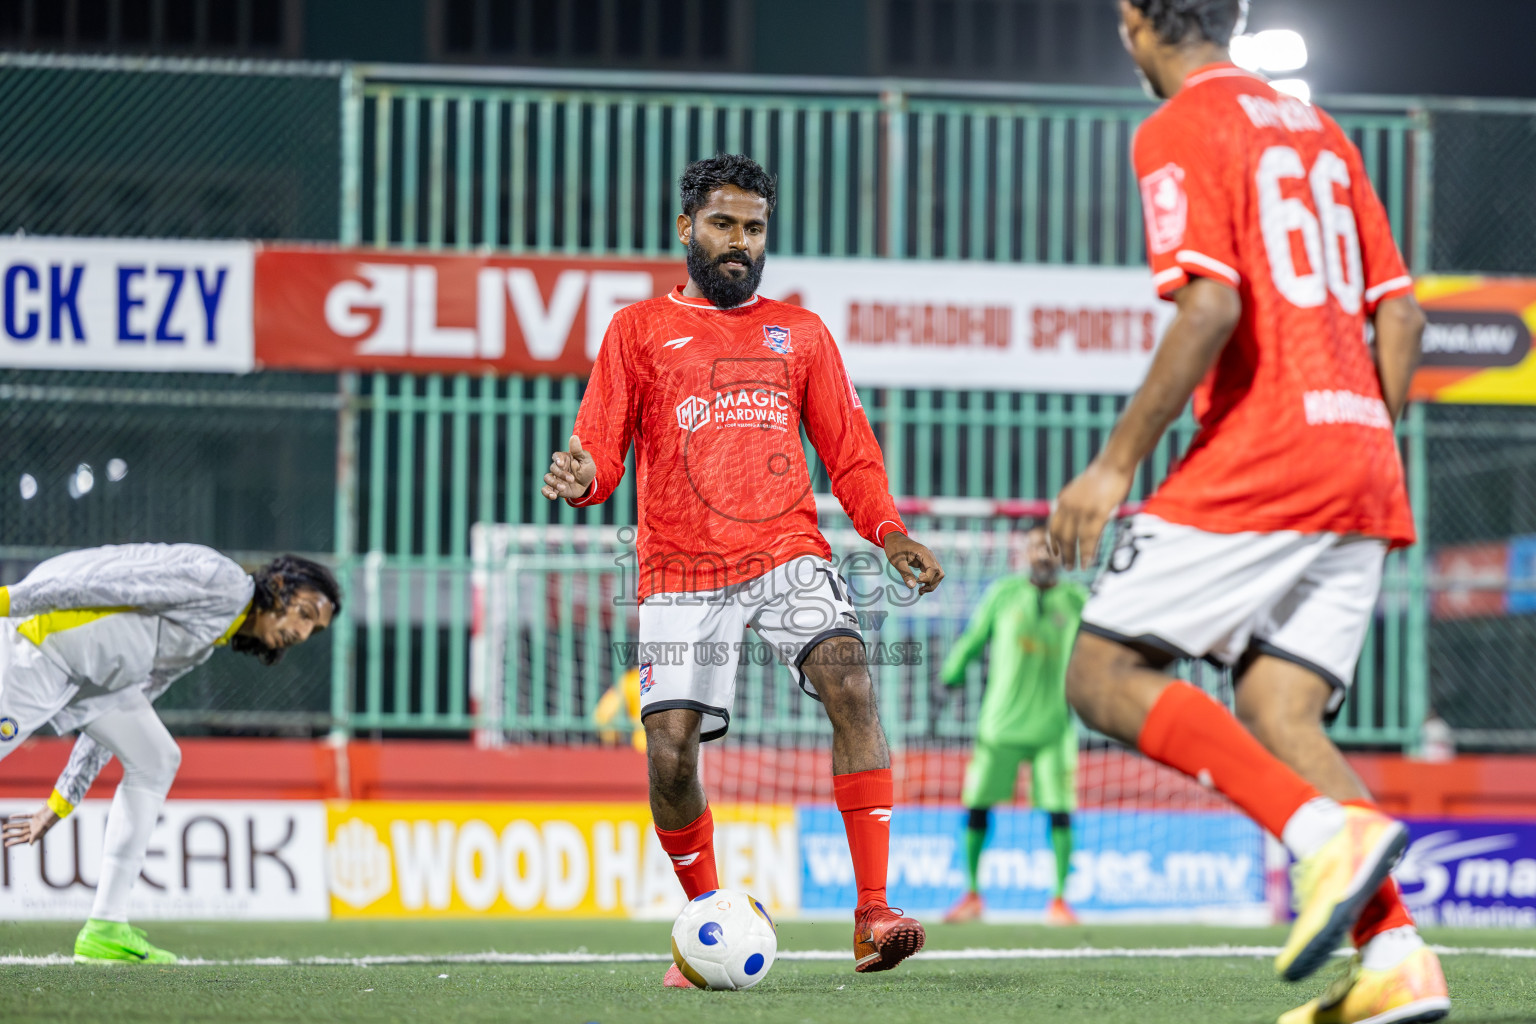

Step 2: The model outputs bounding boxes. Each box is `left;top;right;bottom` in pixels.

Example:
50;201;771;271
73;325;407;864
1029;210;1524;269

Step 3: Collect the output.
0;543;254;738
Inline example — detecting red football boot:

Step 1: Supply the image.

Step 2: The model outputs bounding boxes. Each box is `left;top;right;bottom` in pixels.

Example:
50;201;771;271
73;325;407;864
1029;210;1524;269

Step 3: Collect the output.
663;963;697;988
944;891;985;923
853;905;926;973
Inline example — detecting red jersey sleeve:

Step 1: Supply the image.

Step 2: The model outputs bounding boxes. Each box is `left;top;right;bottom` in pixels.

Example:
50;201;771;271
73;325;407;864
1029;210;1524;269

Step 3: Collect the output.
568;312;638;507
1339;136;1414;312
801;323;908;547
1134;111;1242;300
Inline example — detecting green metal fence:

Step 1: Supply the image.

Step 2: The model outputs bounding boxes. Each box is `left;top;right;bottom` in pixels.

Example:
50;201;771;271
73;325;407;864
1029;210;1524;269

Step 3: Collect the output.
0;53;342;240
321;67;1435;746
326;67;1430;747
344;68;1417;263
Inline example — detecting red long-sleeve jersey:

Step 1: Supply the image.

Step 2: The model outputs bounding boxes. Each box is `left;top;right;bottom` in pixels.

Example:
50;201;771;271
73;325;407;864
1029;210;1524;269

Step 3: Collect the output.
570;286;907;600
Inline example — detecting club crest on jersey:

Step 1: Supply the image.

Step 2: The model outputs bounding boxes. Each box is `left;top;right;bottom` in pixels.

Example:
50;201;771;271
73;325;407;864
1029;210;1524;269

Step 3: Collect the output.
761;325;793;354
0;716;17;741
1139;162;1187;254
638;663;655;695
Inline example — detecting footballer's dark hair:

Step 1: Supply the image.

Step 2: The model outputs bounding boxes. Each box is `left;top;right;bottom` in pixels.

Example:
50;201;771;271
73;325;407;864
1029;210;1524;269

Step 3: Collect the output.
1126;0;1248;47
231;555;343;666
679;154;777;219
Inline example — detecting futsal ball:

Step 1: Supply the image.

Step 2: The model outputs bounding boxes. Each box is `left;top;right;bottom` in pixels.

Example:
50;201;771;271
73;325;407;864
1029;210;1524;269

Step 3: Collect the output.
670;888;778;990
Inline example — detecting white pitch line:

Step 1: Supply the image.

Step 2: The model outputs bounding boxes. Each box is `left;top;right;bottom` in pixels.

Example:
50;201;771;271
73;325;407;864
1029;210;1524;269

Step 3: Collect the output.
1;945;1533;968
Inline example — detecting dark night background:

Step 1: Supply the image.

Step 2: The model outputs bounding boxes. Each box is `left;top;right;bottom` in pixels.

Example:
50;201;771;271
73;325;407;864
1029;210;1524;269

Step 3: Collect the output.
4;0;1534;99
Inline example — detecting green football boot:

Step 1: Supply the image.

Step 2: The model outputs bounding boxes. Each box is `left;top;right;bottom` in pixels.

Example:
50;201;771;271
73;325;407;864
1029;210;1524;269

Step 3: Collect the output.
73;919;179;964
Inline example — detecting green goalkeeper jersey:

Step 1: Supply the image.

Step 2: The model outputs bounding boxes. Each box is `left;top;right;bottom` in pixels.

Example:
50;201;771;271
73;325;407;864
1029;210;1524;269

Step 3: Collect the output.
940;575;1089;748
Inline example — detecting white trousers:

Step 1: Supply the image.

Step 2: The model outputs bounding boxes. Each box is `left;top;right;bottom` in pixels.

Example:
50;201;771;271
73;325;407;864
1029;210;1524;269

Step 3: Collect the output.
80;690;181;922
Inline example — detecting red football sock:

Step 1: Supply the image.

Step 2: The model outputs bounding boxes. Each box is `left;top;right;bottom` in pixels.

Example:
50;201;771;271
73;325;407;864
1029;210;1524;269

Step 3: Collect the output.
1344;799;1417;944
1137;680;1322;840
654;806;719;900
834;768;893;911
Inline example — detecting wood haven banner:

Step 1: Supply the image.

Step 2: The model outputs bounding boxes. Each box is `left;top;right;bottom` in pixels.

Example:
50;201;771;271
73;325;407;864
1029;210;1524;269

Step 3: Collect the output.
324;801;797;919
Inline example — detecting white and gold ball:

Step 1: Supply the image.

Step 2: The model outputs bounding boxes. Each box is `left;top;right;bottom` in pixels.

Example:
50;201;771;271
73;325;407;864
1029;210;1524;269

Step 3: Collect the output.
669;888;778;990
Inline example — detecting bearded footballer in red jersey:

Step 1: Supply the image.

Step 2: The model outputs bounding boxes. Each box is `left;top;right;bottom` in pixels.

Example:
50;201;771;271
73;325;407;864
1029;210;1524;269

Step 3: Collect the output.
541;155;943;984
1049;3;1447;1023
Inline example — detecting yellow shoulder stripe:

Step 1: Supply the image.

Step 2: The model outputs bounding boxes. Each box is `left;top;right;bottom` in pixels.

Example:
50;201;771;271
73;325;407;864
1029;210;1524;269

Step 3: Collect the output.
215;602;253;647
0;585;9;616
16;607;133;646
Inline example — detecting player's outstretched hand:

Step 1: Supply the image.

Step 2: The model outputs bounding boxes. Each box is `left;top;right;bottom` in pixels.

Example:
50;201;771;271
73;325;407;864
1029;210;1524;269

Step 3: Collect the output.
540;434;597;502
884;533;945;595
3;805;60;848
1049;460;1134;569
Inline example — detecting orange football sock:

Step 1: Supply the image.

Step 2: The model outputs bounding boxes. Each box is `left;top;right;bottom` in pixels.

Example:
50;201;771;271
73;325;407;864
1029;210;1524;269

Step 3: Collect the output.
834;768;893;911
1137;680;1322;840
1344;799;1417;944
655;806;719;900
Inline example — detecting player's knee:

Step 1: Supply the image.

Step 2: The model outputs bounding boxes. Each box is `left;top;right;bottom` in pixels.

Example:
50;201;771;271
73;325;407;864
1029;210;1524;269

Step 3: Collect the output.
125;735;181;792
809;659;876;719
645;738;698;797
1064;635;1138;732
1064;655;1111;731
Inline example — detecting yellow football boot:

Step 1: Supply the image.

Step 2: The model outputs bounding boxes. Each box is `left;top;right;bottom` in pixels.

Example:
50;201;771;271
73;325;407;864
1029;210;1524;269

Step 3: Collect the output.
1275;807;1408;982
1277;946;1450;1024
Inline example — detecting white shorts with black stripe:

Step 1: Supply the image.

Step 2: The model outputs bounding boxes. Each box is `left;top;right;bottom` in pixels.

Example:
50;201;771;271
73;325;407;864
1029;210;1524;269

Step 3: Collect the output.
637;555;861;742
1081;514;1387;719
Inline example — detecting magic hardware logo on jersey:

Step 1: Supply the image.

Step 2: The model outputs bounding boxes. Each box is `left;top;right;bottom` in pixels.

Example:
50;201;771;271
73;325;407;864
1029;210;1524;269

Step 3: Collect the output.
711;387;792;430
762;325;793;354
676;388;794;432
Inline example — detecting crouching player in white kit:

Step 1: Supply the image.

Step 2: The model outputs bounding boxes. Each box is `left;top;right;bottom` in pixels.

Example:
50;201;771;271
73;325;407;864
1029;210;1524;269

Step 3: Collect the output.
1;544;339;963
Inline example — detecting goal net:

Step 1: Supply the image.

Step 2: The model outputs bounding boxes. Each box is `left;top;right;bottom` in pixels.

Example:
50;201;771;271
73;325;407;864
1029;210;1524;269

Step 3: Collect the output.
471;501;1278;924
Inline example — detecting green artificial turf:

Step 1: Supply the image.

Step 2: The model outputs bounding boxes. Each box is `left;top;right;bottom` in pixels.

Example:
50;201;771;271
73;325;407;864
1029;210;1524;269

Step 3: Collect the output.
1;920;1531;1023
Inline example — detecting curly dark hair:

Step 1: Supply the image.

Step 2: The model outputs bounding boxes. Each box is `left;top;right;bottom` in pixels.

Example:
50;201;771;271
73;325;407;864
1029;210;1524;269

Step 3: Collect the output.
679;153;777;219
1127;0;1248;47
230;555;343;666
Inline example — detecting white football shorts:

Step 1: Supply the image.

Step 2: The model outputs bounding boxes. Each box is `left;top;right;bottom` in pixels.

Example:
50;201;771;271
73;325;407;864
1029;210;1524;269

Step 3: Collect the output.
637;555;863;741
1080;514;1387;718
0;628;76;760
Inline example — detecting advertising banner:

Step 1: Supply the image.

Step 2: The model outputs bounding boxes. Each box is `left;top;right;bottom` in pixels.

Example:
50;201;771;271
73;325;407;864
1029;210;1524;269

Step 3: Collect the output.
1431;542;1511;620
0;800;328;920
324;801;797;920
6;237;1535;403
799;806;1268;922
253;248;682;376
760;258;1171;392
1397;819;1536;928
0;238;253;372
1412;278;1536;403
250;248;1169;392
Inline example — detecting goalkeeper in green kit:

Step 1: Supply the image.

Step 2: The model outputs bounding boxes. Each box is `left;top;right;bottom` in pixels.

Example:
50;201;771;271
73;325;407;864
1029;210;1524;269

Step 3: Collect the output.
941;523;1087;925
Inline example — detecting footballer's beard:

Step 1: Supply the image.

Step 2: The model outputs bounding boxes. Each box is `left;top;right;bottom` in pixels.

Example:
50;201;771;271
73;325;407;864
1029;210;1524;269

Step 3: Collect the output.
687;238;766;309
